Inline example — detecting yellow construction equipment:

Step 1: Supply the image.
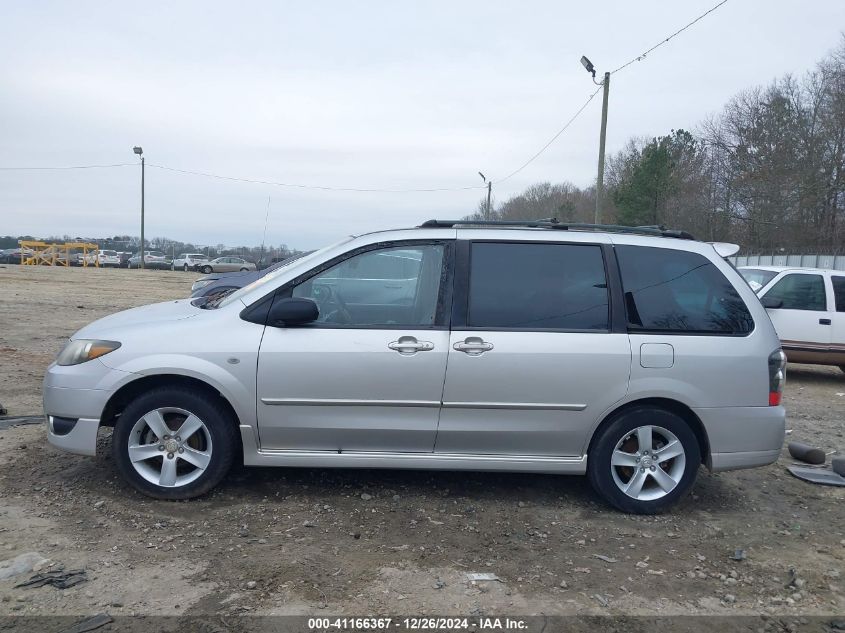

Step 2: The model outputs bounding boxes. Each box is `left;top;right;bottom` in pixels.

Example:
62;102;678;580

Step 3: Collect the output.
20;241;100;267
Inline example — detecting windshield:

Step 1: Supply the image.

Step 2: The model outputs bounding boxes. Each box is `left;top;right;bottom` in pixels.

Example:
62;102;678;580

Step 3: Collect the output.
739;268;778;292
216;238;352;309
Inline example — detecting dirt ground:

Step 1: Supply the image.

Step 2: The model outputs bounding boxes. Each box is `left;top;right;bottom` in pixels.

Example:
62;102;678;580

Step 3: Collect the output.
0;265;843;622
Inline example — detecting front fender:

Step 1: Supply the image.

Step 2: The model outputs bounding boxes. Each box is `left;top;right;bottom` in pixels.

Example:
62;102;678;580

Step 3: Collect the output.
101;353;258;429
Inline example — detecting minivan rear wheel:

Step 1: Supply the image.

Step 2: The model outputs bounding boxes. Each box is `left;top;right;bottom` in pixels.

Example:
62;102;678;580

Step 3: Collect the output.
588;407;699;514
112;386;238;500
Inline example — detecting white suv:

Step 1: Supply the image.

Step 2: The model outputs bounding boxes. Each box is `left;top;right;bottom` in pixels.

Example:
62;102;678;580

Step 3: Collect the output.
172;253;209;271
740;265;845;372
44;221;786;513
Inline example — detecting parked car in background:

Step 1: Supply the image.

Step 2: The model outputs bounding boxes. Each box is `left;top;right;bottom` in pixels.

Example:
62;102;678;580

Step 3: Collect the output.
85;249;120;267
172;253;209;272
740;265;845;372
128;251;170;269
0;248;32;264
118;252;132;268
197;257;256;274
45;220;785;513
190;253;311;300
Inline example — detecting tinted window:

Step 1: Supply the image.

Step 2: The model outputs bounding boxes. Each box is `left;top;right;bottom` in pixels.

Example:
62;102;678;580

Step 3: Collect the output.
616;245;753;334
764;273;826;311
468;243;609;330
292;244;445;327
833;277;845;312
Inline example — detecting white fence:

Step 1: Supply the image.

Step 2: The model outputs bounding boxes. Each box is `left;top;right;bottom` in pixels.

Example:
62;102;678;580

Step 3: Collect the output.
730;254;845;271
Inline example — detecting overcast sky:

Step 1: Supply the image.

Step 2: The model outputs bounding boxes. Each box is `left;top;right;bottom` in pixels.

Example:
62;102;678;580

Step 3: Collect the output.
1;1;843;250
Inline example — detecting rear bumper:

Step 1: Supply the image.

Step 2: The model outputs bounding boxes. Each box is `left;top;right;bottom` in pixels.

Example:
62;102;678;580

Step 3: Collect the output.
693;405;786;472
710;448;780;472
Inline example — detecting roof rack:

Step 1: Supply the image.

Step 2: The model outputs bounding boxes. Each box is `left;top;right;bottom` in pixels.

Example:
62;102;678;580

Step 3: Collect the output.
418;219;696;240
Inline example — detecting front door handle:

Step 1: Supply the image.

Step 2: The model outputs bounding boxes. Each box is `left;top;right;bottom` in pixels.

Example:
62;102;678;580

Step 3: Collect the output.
453;337;494;356
820;318;832;325
388;336;434;355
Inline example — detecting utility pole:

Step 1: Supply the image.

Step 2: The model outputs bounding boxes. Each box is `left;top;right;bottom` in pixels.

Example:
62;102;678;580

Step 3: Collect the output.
479;172;492;220
580;57;610;224
486;181;492;220
595;72;610;225
133;146;145;268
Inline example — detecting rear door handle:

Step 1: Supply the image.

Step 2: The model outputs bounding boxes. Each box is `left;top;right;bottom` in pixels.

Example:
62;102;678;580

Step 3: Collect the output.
819;318;832;325
453;337;494;356
388;336;434;355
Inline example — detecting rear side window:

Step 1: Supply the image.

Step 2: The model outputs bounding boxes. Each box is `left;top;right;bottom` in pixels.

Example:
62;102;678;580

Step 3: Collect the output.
764;273;826;311
616;245;753;335
739;268;778;289
468;242;609;330
831;277;845;312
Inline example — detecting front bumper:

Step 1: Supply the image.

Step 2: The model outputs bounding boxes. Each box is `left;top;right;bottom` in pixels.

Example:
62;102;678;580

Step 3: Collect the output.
46;415;100;456
43;358;135;456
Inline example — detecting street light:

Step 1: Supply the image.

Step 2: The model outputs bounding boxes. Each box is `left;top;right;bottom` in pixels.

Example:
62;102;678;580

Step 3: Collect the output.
132;146;145;269
581;56;610;224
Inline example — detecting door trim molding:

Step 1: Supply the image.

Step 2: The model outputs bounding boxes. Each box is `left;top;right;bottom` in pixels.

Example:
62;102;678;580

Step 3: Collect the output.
260;398;587;411
442;401;587;411
260;397;441;407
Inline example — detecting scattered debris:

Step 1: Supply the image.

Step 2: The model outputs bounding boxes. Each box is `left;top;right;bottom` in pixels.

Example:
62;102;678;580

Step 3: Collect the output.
57;614;113;633
16;568;88;589
730;549;747;561
592;593;609;607
787;465;845;487
592;554;618;564
467;572;502;582
788;441;826;465
0;415;43;431
0;552;49;581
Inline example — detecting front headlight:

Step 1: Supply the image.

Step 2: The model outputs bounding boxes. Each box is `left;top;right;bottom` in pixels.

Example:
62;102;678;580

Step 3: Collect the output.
56;339;121;366
191;279;213;291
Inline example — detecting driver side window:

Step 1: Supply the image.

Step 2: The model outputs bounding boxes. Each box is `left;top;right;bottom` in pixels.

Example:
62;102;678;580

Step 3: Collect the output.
291;244;446;327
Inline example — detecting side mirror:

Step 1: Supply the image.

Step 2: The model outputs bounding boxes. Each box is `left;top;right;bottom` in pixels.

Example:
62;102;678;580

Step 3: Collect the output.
268;297;319;326
761;296;783;309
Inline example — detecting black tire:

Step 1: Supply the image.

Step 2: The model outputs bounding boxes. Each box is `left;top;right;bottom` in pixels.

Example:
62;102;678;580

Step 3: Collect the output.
240;267;249;271
587;406;700;514
112;386;239;500
201;265;213;274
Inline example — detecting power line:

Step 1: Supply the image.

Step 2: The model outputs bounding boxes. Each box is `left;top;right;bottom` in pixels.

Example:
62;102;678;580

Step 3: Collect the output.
494;85;603;184
493;0;730;187
146;163;485;193
610;0;730;75
0;163;134;170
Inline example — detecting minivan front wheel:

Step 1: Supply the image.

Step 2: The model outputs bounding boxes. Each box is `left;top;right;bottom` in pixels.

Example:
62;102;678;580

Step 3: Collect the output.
588;407;699;514
112;387;238;500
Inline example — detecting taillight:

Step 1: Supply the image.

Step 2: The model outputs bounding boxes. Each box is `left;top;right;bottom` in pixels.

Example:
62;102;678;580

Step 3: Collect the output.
768;349;786;406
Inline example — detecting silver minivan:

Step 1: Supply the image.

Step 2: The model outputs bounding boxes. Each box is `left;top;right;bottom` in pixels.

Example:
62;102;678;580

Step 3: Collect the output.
44;220;786;513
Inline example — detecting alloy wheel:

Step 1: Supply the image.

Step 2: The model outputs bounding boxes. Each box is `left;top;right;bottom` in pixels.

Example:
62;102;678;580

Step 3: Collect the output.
610;425;686;501
127;407;213;488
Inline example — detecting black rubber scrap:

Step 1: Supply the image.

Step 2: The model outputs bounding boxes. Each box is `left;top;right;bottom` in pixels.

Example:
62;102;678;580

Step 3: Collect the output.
15;568;88;589
788;441;826;465
57;614;113;633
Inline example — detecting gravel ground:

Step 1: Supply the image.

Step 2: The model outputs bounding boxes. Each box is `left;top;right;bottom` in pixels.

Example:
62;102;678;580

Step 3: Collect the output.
0;264;843;620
